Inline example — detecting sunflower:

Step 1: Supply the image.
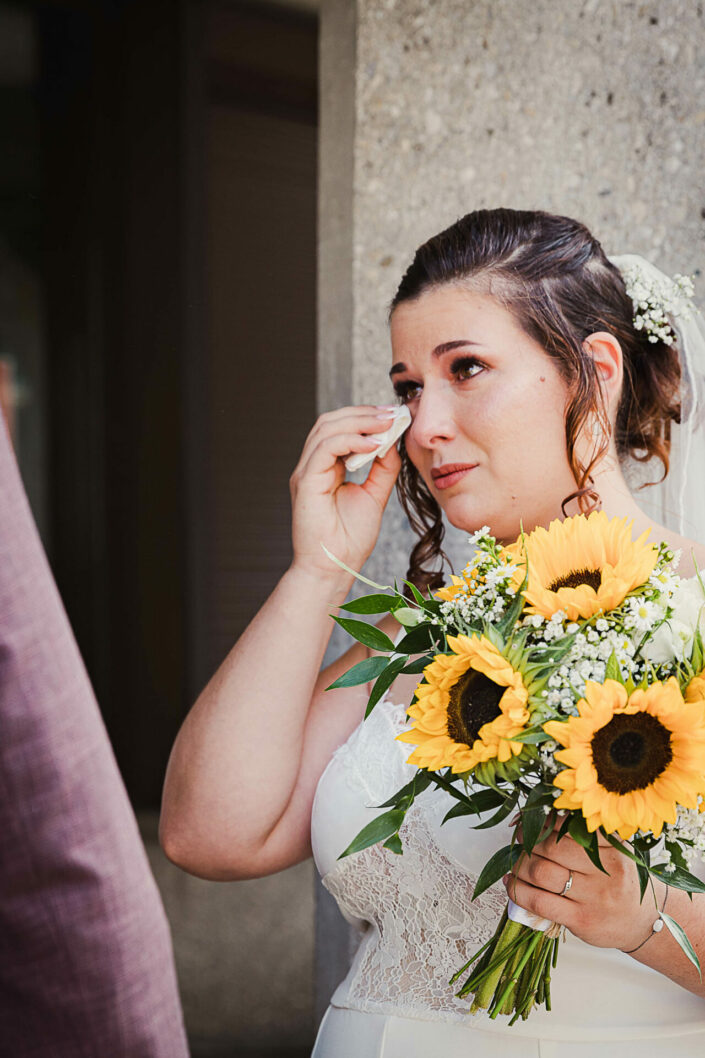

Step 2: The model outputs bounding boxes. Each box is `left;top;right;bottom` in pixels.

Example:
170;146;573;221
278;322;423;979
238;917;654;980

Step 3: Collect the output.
684;670;705;704
435;574;475;603
504;512;658;622
543;678;705;840
396;634;533;774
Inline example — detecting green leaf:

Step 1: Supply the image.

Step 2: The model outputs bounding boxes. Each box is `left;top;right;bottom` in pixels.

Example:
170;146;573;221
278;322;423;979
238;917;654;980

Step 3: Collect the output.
404;580;427;606
340;593;397;614
365;656;407;717
556;813;573;842
325;655;389;690
636;860;650;902
471;789;520;831
521;806;550;854
332;616;396;653
566;813;591;847
506;725;553;745
568;815;608;874
441;787;506;822
383;833;404;855
473;844;522;900
422;599;443;616
465;787;507;813
402;655;432;674
605;650;622;682
495;583;528;637
442;800;476;823
473;758;507;793
378;770;433;809
604;832;643;866
525;781;558;806
427;770;471;803
394;623;438;654
660;912;702;977
650;864;705;895
338;808;406;859
664;842;689;872
393;606;424;628
582;835;608;874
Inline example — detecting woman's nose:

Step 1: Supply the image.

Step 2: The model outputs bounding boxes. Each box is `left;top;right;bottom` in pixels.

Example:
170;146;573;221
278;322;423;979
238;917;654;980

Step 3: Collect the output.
408;386;456;449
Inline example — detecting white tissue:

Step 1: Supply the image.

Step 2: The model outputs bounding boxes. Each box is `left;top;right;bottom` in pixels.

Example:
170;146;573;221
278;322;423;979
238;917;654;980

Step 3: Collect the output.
344;405;411;472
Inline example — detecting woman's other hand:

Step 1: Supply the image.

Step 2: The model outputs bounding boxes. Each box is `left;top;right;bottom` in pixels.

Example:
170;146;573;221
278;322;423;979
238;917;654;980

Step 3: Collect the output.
289;405;402;582
502;820;664;952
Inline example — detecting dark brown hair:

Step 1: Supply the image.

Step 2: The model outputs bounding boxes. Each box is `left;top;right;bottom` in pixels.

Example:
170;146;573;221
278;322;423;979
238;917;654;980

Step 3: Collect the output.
391;208;681;594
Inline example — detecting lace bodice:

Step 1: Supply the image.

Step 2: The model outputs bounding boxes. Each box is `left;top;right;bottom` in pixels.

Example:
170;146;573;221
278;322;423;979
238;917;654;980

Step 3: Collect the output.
315;696;504;1018
311;696;705;1040
323;801;506;1018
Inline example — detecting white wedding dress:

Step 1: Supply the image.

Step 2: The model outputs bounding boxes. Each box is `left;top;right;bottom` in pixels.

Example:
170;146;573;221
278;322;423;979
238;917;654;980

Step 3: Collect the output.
310;692;705;1057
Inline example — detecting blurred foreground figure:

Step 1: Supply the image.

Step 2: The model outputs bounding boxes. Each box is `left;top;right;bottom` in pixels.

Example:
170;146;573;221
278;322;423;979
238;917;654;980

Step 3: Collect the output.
0;413;188;1056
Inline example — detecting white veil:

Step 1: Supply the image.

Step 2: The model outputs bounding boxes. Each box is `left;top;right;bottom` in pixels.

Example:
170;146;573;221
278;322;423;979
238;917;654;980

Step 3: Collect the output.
608;253;705;544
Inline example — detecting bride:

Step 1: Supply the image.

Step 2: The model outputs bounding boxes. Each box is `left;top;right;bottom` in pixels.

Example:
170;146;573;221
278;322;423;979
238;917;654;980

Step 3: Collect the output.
160;209;705;1056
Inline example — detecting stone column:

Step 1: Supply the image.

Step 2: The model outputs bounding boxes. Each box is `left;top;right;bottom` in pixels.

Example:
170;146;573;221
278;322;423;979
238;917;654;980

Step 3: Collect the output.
316;0;705;1015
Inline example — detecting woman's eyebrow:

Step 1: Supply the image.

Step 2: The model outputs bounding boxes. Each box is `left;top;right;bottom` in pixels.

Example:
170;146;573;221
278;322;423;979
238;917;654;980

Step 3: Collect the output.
389;339;482;377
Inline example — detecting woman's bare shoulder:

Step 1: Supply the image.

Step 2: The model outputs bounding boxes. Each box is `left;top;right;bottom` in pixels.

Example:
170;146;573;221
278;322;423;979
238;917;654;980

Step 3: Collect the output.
678;542;705;577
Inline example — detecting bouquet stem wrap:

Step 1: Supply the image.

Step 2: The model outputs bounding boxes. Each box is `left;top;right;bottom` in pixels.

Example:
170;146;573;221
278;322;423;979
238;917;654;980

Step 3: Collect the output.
457;903;563;1022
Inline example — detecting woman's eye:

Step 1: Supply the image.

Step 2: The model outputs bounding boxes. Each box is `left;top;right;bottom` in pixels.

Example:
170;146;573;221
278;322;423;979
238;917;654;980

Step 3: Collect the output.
452;356;484;381
394;381;422;404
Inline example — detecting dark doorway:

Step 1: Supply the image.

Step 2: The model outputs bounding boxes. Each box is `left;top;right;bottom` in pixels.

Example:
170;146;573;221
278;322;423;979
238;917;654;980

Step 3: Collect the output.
2;0;318;810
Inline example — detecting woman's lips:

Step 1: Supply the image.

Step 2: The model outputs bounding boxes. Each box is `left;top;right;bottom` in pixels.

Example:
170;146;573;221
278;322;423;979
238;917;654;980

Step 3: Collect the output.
430;463;478;490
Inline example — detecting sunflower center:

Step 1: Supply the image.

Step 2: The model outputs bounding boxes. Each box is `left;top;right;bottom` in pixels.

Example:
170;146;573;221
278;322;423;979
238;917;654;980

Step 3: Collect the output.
446;669;504;747
548;567;603;593
591;712;673;793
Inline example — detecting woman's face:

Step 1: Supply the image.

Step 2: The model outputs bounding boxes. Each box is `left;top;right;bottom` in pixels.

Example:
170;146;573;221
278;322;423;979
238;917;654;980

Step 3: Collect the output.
389;285;579;542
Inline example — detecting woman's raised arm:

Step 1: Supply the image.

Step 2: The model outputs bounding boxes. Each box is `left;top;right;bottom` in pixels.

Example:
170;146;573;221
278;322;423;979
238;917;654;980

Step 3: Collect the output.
159;406;402;880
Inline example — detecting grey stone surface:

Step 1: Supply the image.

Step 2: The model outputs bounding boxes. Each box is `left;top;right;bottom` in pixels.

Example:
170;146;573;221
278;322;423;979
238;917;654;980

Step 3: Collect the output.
140;813;315;1051
317;0;357;417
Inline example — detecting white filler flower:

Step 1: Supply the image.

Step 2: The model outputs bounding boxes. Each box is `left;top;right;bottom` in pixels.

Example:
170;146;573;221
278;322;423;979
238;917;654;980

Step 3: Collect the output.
642;574;705;664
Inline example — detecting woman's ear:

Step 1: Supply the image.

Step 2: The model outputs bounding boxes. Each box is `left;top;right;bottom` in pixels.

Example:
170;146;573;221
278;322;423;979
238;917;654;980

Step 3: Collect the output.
583;331;623;415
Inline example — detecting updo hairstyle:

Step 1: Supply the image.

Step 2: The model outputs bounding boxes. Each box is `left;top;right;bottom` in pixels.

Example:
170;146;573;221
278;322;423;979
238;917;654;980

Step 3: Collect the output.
391;208;682;594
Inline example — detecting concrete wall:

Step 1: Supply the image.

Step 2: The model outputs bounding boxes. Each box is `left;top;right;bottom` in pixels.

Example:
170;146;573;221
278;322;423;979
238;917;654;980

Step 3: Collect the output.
141;814;315;1054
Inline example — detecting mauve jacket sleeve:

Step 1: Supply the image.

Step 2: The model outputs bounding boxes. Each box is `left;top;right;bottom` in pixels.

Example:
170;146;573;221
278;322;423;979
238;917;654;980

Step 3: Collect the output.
0;413;189;1057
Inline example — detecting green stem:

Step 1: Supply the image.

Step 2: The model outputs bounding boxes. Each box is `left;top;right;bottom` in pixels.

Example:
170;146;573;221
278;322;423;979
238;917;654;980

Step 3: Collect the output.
536;972;544;1008
459;932;527;998
488;929;543;1018
544;961;552;1012
449;934;495;986
451;907;508;986
495;943;524;1016
517;935;550;1017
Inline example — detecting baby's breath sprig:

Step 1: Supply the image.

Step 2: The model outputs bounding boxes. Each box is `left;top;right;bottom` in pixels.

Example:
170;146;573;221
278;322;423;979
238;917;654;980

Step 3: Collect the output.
621;262;695;346
437;527;520;633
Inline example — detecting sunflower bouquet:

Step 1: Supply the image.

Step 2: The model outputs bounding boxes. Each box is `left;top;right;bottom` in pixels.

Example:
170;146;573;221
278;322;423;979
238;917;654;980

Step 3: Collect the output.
326;511;705;1024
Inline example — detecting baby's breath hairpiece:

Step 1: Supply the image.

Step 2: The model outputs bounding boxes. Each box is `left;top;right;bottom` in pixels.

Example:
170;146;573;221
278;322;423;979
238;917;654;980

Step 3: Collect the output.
619;260;696;346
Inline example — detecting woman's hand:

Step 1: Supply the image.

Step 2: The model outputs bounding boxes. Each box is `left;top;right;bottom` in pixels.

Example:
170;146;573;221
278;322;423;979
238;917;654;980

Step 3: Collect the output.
502;820;667;953
289;405;403;582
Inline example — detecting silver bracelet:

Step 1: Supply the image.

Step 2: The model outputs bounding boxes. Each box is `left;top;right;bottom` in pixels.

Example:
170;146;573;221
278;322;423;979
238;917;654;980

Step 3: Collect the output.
621;886;669;956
